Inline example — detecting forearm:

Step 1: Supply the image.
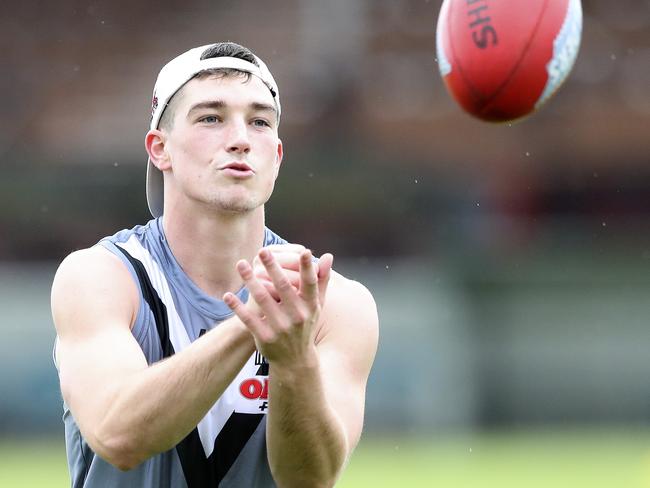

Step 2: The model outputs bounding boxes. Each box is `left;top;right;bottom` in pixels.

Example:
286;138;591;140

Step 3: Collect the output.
95;318;255;468
266;351;349;488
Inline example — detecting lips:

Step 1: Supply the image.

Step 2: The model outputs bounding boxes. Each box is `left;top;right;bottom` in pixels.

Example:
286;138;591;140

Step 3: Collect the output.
221;161;254;172
220;161;255;178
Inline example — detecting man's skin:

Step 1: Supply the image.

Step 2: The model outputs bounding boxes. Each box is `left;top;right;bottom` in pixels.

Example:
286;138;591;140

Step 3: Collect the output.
51;72;378;487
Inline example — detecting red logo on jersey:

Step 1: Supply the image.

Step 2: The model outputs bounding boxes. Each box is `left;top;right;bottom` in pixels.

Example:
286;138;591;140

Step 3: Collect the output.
240;378;269;400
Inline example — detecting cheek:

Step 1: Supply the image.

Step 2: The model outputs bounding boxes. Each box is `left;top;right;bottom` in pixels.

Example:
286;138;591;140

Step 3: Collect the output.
259;137;281;166
177;132;211;159
172;133;217;176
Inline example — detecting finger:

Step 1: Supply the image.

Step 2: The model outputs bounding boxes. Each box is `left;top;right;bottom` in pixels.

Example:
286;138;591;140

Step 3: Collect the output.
223;291;266;339
259;278;281;302
236;259;282;323
254;244;306;265
254;268;301;290
258;249;304;322
272;253;303;270
258;249;300;302
299;249;319;308
264;244;306;253
317;253;333;305
254;251;303;272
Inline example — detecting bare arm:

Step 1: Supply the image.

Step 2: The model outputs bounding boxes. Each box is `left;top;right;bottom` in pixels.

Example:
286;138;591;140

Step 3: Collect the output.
52;246;255;470
266;276;377;488
225;250;379;487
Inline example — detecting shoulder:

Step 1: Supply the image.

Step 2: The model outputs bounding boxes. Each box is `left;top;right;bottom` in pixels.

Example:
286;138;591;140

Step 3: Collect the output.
316;270;378;350
327;271;377;317
54;218;155;280
52;245;139;335
53;245;132;289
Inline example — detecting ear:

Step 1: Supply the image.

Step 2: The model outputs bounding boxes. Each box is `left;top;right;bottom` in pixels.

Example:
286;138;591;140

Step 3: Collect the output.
145;129;171;171
273;139;283;180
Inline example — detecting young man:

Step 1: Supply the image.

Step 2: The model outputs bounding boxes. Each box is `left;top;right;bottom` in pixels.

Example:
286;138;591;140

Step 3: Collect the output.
51;42;378;487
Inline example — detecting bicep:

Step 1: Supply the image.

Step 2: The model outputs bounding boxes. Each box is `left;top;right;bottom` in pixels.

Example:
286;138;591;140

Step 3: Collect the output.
316;279;378;450
52;247;147;434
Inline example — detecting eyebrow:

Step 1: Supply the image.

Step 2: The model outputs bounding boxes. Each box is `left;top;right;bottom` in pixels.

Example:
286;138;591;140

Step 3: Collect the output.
187;100;278;118
250;102;277;116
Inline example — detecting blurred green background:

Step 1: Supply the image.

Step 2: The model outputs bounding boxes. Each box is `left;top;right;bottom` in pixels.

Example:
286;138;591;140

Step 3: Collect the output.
2;0;650;486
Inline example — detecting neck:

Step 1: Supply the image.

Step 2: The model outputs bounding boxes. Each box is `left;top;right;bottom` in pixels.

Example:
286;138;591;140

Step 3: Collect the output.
161;204;266;299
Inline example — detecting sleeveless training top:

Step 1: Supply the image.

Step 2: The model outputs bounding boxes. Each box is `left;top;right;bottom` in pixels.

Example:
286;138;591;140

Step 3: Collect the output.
61;218;287;487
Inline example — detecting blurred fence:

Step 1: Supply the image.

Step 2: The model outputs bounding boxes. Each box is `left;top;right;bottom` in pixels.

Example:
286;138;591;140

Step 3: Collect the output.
0;262;61;434
348;252;650;433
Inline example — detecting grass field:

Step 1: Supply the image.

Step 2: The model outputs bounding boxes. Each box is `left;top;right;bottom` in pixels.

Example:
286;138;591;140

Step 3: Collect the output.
3;429;650;487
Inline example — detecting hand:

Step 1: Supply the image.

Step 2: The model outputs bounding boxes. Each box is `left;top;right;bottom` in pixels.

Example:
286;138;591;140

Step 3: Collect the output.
223;248;334;366
252;244;305;301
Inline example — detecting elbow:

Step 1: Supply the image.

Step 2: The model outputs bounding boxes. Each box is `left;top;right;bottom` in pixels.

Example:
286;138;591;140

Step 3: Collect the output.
91;426;148;471
272;444;348;488
274;475;338;488
111;454;142;473
111;457;140;473
99;439;144;472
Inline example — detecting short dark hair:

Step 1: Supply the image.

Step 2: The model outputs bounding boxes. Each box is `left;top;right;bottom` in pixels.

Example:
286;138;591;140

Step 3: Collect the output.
158;42;259;131
199;42;258;65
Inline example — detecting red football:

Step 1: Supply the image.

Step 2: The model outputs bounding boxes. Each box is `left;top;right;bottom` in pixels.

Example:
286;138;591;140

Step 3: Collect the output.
436;0;582;122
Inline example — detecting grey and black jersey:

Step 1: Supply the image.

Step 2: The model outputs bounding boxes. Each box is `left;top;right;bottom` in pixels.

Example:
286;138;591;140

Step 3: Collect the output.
58;218;287;487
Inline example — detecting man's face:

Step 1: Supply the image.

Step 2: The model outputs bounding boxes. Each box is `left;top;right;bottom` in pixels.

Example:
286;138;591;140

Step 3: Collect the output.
161;74;282;215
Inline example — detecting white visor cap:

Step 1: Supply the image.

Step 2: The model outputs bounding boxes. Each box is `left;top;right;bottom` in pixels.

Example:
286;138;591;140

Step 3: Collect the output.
146;44;281;218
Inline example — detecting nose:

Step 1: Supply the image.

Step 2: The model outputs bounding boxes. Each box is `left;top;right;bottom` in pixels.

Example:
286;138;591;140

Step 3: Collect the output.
226;119;250;154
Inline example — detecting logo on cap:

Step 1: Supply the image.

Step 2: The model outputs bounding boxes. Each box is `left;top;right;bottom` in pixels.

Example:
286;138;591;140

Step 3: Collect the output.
151;93;159;117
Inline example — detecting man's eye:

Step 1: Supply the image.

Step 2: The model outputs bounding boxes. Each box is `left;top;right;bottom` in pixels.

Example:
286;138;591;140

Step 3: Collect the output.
200;115;219;123
253;119;270;128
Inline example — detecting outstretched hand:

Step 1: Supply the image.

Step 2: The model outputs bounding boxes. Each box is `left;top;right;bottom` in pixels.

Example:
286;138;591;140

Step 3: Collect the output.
223;248;333;366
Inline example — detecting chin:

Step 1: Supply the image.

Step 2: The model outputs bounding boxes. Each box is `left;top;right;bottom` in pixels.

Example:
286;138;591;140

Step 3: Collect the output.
217;203;256;214
209;196;259;214
201;185;272;214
